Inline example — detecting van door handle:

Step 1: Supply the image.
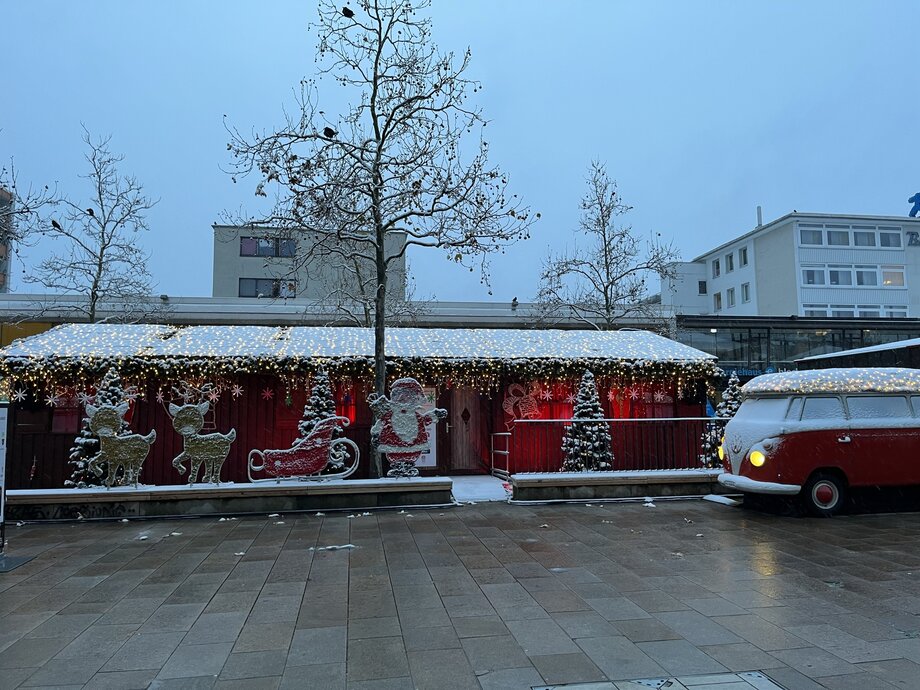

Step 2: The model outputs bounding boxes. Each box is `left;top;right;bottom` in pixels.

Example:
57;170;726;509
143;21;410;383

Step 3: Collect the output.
837;435;851;443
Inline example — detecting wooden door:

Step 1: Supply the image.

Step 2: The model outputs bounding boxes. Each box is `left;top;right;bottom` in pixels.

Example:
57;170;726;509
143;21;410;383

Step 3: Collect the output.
448;387;483;473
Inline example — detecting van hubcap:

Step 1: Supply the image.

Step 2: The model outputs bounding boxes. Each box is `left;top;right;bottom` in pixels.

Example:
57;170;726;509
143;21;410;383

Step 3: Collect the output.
813;482;838;508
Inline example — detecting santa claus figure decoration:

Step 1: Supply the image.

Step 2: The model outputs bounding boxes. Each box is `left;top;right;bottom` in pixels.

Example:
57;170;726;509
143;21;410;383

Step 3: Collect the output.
369;378;447;478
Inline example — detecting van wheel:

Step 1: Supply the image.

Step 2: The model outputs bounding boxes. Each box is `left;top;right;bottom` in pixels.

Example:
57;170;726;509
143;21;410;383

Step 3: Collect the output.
803;473;846;517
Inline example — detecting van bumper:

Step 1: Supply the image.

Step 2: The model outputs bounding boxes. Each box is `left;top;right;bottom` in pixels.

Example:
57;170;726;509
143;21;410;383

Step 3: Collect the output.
718;473;801;496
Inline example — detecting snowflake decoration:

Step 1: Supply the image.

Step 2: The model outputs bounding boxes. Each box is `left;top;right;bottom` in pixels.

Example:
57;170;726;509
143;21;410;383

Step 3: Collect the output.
155;390;165;404
261;387;274;401
628;386;641;400
208;389;221;403
677;387;685;400
540;388;553;401
77;391;93;405
231;384;244;398
12;389;27;403
564;393;576;405
180;389;192;403
124;391;139;402
653;390;667;403
44;393;60;407
607;390;618;402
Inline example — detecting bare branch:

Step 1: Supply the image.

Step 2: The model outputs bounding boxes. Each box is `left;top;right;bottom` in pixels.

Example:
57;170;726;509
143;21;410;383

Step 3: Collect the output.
536;161;678;331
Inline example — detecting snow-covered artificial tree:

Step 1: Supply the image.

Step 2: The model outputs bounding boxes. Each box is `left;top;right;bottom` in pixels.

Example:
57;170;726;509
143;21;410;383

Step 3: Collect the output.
561;371;613;472
296;369;345;469
700;372;742;467
67;368;130;487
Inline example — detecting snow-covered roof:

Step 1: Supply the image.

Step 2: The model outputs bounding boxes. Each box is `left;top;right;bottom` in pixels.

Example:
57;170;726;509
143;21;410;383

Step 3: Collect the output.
798;337;920;362
742;367;920;396
0;323;715;363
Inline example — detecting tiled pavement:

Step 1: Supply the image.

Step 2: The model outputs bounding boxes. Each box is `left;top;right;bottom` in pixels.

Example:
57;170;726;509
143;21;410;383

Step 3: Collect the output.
4;502;920;689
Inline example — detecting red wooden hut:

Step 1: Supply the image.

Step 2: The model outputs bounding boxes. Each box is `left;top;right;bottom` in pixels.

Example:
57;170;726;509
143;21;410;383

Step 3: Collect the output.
0;324;717;489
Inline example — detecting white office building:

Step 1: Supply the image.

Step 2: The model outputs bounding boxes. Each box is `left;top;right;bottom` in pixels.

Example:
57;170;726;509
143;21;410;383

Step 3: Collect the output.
662;212;920;318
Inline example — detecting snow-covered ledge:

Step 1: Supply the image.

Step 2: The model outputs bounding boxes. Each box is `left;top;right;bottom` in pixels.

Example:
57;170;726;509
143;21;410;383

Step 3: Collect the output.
5;477;454;520
509;468;724;502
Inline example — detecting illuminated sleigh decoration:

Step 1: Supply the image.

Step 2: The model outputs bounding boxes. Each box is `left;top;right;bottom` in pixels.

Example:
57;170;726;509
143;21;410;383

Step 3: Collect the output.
247;416;360;482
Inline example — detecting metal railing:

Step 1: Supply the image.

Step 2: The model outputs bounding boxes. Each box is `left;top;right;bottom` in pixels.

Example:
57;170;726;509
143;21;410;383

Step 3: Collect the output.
490;432;512;479
504;417;728;474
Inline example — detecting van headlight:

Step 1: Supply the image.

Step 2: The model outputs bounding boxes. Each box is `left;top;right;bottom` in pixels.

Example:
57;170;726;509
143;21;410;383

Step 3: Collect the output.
749;450;767;467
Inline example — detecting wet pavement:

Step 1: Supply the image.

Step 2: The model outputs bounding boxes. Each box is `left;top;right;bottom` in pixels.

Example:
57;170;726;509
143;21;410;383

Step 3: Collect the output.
3;500;920;689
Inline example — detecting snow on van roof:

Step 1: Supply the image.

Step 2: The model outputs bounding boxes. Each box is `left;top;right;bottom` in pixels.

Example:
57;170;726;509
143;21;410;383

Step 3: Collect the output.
742;367;920;396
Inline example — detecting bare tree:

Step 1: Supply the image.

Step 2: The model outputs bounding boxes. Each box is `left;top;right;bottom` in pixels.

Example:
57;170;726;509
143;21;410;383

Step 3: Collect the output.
0;161;57;244
227;0;536;476
22;129;157;322
536;161;678;331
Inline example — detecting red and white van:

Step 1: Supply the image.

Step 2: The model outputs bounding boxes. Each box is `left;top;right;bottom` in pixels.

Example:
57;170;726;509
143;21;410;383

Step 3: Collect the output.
717;367;920;516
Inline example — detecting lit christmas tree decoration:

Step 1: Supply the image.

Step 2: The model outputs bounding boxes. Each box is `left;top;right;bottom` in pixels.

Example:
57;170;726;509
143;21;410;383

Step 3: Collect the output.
561;371;613;472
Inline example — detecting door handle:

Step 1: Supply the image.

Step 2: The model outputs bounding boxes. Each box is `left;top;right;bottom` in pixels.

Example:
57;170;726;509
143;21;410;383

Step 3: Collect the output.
446;422;451;434
837;435;851;443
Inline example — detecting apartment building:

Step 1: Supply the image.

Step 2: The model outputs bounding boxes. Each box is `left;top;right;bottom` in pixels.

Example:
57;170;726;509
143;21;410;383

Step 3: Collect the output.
211;224;406;302
663;212;920;318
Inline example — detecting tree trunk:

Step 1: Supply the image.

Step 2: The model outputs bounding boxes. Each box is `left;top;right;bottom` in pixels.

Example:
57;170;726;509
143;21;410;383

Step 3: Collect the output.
371;224;387;479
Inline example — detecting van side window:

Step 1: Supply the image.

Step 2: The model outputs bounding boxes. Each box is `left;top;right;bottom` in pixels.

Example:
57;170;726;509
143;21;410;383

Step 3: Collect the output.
786;397;803;421
912;396;920;417
802;397;845;420
846;396;910;419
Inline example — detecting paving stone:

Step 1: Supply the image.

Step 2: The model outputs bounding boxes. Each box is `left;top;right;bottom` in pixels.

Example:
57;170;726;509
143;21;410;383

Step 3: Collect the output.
654;611;743;645
401;625;460;651
280;663;343;690
552;611;621;639
55;624;140;660
219;650;287;679
530;651;607;684
102;632;186;671
460;634;531;674
699;642;790;672
635;640;728;675
286;626;346;666
407;649;478;689
451;615;508;638
140;603;207;633
184;612;249;645
587;597;653;621
215;677;281;690
346;636;409;682
613;618;682;643
0;637;70;669
233;622;295;653
576;635;666;680
157;642;234;679
769;645;862;678
476;665;544;690
348;616;402;640
82;670;158;689
505;618;580;656
684;597;749;617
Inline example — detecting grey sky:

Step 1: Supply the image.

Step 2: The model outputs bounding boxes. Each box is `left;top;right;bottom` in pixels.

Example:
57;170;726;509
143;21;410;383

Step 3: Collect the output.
5;1;918;302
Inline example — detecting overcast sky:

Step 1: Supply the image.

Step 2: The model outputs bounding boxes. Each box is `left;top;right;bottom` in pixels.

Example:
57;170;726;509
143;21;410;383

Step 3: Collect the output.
5;1;918;303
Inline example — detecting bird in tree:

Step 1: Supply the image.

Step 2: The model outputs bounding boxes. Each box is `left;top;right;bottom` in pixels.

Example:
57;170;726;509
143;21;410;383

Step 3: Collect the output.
86;208;95;217
322;126;337;139
342;6;354;18
51;219;62;230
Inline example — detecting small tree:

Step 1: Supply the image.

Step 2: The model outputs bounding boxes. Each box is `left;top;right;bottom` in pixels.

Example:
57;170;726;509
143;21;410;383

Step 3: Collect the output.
699;372;742;467
561;371;613;472
67;368;131;487
226;0;536;476
297;369;346;469
22;128;156;322
537;161;678;330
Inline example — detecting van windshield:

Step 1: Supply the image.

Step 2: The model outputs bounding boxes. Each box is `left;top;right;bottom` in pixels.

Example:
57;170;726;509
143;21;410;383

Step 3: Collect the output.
733;397;790;421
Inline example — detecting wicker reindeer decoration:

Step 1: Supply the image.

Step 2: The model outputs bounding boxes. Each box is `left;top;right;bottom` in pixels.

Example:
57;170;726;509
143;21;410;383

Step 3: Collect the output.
86;401;156;488
169;401;237;484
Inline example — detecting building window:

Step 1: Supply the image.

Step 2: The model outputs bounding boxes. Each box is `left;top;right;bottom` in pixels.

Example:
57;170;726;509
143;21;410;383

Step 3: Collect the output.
856;267;878;286
712;259;721;278
828;266;853;286
885;307;908;318
726;288;736;308
698;281;707;295
854;231;876;247
725;253;734;272
738;247;748;267
857;306;880;317
802;267;826;285
880;231;902;248
800;228;823;245
803;304;828;317
831;305;854;317
826;230;850;246
713;292;722;311
881;266;905;287
741;282;750;303
239;237;297;258
239;278;297;298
